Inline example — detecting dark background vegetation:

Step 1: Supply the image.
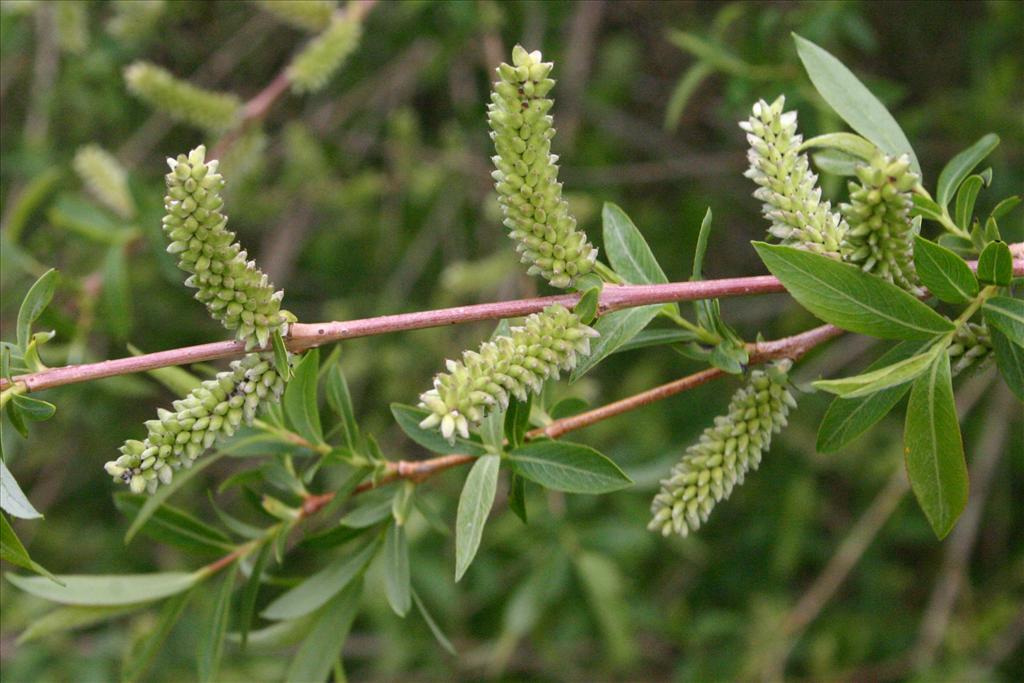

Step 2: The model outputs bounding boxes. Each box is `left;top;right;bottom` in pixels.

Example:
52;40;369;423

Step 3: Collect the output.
1;1;1021;680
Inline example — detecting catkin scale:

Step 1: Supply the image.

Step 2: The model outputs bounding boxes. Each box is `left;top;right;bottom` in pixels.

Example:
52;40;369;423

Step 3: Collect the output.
649;361;797;537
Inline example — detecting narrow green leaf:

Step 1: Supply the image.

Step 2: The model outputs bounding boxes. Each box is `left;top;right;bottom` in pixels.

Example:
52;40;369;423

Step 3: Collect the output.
793;34;919;175
983;297;1024;347
911;194;946;224
10;394;55;421
261;535;380;620
101;246;132;340
817;340;931;452
282;349;323;444
754;242;954;339
954;175;984;231
127;344;201;396
271;331;291;381
913;236;978;304
339;487;395;528
121;589;193;683
2;514;59;582
16;268;58;351
115;493;233;555
124;452;225;543
412;588;456;655
238;542;271;650
197;564;237;683
390;403;487;456
990;195;1021;222
383;523;411;617
691;207;714;280
614;328;698;354
602;202;669;285
549;397;590;420
812;149;861;176
454;454;500;582
570;305;662;380
936;134;1000;209
976;241;1012;286
6;571;199;606
574;286;600;325
574;551;636;667
990;327;1024;401
503;396;531;449
507;440;632;494
18;603;144;644
798;132;877;160
664;61;714;131
0;459;42;519
326;364;359;449
936;234;976;259
507;472;527;524
905;353;968;539
285;579;362;683
813;344;940;398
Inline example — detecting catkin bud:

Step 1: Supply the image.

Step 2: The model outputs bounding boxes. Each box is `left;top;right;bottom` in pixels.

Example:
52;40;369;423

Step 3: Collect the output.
839;153;920;292
287;12;362;93
124;61;242;132
948;322;993;376
255;0;336;32
73;144;136;219
488;45;598;288
162;146;295;349
649;360;797;537
418;304;599;443
107;352;287;492
740;96;847;257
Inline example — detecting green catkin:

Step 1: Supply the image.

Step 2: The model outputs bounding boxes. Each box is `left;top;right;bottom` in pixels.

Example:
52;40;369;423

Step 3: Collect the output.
162;146;295;350
106;353;287;492
649;360;797;537
106;0;165;43
55;0;88;55
488;46;598;288
73;144;136;219
740;96;847;257
287;12;362;93
948;322;993;376
418;304;599;443
124;62;242;132
839;153;920;292
255;0;337;32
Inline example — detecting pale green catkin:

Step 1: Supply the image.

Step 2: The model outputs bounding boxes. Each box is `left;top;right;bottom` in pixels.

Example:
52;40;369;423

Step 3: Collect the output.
106;0;166;43
162;146;295;350
418;304;599;443
73;144;136;219
741;96;847;257
839;153;920;292
55;0;88;55
124;61;242;132
106;353;286;492
649;361;797;537
949;322;993;376
255;0;336;32
287;12;362;93
488;45;598;288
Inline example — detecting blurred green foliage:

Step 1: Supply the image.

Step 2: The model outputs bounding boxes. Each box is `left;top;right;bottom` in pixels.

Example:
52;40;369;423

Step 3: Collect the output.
1;1;1021;681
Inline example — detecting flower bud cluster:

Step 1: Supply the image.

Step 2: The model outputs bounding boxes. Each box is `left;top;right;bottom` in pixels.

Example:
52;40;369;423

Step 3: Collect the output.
949;322;993;376
288;13;362;94
740;96;847;257
256;0;336;32
107;353;286;493
840;153;920;292
125;61;241;132
418;304;599;443
162;146;295;350
649;360;797;537
488;45;598;288
73;144;136;219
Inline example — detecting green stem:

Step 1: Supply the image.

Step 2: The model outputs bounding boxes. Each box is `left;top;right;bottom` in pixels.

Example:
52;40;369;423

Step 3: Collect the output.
913;184;971;240
593;260;623;285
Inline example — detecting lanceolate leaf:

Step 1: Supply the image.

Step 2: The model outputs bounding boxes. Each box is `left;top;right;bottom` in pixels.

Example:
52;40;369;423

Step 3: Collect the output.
817;340;931;452
6;571;199;606
16;268;58;351
454;454;500;582
793;34;919;175
913;236;978;304
390;404;488;456
412;588;456;655
383;523;411;617
326;363;359;449
0;459;42;520
798;132;877;160
124;452;226;544
115;493;234;555
197;564;237;683
285;579;362;683
976;241;1012;286
602;202;669;285
11;394;56;421
754;242;953;339
570;305;662;380
283;349;323;444
507;440;632;494
238;542;272;649
983;297;1024;346
936;133;1000;209
812;343;941;398
990;327;1024;401
904;352;968;539
120;589;193;683
1;514;59;582
17;603;144;644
